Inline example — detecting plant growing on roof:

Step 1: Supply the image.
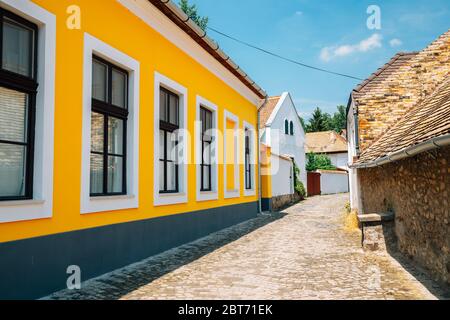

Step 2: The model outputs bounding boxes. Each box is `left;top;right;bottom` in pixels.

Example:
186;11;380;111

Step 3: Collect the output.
179;0;209;31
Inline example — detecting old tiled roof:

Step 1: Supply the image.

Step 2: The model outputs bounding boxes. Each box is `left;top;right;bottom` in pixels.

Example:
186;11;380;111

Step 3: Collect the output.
259;96;281;128
305;131;348;154
357;76;450;164
350;29;450;152
352;52;418;101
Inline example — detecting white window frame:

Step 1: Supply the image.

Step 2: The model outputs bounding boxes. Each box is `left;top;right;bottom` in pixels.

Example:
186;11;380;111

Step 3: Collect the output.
154;72;188;206
223;110;240;199
0;0;56;223
195;96;218;202
80;33;140;214
243;121;256;197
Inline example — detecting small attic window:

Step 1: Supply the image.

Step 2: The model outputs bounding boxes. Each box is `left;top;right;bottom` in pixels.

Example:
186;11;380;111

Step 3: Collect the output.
290;121;294;135
284;119;289;134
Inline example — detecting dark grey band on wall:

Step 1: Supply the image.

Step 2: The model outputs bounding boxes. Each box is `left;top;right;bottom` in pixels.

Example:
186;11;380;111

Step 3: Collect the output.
261;198;272;212
0;201;258;300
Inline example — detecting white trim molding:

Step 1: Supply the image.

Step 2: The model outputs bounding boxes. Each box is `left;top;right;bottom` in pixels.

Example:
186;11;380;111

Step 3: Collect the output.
243;121;256;197
117;0;261;106
0;0;56;223
80;33;140;214
195;96;219;202
223;110;240;199
154;72;188;206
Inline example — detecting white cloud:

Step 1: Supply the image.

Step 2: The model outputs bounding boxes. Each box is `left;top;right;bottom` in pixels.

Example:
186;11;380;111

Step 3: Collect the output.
320;34;383;62
389;38;403;47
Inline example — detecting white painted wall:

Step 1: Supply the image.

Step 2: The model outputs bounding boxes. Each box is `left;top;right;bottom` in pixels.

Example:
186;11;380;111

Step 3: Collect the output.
328;152;349;170
319;171;349;195
271;155;294;197
261;92;307;191
347;101;362;212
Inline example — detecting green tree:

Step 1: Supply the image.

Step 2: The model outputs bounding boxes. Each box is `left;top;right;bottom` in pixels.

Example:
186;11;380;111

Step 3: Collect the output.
298;116;307;132
179;0;209;31
306;107;332;133
331;105;347;133
305;105;347;133
306;153;336;172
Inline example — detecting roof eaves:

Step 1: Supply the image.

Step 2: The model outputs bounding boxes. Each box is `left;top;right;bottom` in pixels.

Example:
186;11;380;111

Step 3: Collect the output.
148;0;267;99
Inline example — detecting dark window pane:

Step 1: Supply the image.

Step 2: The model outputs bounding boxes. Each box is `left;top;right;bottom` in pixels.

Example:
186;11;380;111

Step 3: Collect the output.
203;142;211;165
205;110;212;131
90;153;103;194
202;165;210;191
159;90;167;122
107;156;123;193
90;112;104;153
159;130;165;159
2;18;33;77
167;162;177;191
159;160;165;192
166;132;177;162
0;143;26;197
92;60;107;102
112;69;127;108
169;94;178;125
108;117;124;155
0;86;28;143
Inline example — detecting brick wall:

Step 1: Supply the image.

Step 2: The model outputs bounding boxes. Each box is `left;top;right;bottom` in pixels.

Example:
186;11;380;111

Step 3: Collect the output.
359;146;450;286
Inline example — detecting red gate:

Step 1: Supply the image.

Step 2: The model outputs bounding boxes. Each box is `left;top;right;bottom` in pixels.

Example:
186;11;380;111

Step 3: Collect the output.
307;172;321;196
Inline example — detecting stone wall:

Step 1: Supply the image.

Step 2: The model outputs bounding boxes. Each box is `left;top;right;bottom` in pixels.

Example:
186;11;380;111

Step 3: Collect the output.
272;193;302;212
359;146;450;286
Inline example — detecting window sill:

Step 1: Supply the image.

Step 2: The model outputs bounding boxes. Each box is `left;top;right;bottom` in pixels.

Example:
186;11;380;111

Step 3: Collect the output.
244;189;256;197
90;194;135;201
224;189;240;199
0;199;45;207
0;198;51;224
154;192;188;207
197;191;218;202
81;194;138;215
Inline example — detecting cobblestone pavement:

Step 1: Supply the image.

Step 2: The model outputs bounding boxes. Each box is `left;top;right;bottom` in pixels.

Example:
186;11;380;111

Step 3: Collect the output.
47;194;447;300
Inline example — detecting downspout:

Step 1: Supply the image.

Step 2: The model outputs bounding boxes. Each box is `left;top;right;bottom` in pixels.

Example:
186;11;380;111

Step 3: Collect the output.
257;95;268;214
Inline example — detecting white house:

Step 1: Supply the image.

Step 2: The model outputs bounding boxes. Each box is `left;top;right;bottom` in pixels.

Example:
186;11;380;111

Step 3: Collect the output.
305;131;349;170
260;92;307;210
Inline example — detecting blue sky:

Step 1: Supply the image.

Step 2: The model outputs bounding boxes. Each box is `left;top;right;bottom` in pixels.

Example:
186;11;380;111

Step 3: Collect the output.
186;0;450;119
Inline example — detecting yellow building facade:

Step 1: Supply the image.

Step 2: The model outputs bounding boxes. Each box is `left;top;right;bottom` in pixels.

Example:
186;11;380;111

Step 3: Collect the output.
0;0;265;299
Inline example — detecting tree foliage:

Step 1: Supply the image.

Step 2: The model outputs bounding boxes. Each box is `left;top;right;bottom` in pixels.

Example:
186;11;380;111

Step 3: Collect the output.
179;0;209;31
306;153;336;172
305;105;347;133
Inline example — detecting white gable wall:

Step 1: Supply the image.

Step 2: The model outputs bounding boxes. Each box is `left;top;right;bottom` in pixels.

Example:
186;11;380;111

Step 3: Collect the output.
265;93;307;193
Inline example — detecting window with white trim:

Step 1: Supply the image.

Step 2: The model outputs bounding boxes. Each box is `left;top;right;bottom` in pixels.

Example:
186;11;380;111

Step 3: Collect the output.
243;121;256;196
195;96;218;202
153;72;187;206
244;129;252;190
80;33;139;215
0;0;56;224
159;87;179;194
223;110;239;199
0;9;38;201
